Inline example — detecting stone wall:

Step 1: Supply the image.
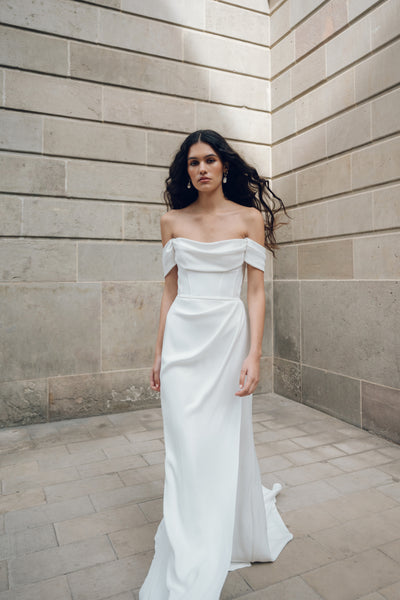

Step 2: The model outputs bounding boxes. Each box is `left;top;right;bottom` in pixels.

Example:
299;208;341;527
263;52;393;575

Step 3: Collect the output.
270;0;400;443
0;0;272;425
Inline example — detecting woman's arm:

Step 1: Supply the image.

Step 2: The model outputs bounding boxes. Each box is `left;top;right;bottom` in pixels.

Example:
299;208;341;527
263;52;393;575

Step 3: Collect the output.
235;209;266;397
150;213;178;392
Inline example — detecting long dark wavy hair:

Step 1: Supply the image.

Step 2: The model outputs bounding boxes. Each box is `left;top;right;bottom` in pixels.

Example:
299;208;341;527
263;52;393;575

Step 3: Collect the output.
164;129;289;255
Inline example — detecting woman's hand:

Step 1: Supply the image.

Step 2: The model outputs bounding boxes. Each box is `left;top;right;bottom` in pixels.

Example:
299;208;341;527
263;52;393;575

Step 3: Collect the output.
150;354;162;392
235;353;261;396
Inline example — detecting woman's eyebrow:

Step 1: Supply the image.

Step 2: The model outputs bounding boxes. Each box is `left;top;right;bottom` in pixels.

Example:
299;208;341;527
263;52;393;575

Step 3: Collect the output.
188;153;218;161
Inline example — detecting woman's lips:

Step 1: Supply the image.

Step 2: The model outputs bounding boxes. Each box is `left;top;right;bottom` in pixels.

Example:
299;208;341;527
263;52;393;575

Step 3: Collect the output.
198;178;210;182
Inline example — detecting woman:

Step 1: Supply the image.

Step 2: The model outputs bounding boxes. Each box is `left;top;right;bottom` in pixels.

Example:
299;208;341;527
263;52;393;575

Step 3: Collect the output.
139;130;293;599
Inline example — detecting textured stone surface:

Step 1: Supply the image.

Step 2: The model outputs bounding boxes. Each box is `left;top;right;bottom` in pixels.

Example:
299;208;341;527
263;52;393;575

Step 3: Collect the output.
362;381;400;443
273;282;300;362
273;357;301;402
0;240;76;282
298;240;354;279
48;369;160;421
0;284;101;382
0;379;47;427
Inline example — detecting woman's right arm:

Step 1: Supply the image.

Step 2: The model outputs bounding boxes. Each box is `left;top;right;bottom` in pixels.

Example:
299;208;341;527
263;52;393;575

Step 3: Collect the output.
150;213;178;392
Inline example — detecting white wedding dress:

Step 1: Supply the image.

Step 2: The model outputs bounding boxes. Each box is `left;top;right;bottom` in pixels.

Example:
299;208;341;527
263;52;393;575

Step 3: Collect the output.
139;237;293;600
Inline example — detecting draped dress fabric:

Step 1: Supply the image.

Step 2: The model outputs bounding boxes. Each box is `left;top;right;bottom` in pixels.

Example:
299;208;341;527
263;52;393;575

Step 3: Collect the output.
139;237;293;600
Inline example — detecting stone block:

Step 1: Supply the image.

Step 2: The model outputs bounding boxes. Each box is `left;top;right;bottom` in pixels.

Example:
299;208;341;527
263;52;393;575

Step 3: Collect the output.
44;118;146;164
0;195;21;236
0;240;76;282
326;15;370;76
70;42;209;101
326;192;373;237
196;103;270;145
23;197;123;239
258;357;273;394
290;46;326;99
362;381;400;444
67;160;166;202
295;0;347;61
209;70;269;111
124;203;165;240
121;0;206;28
354;233;400;279
271;32;295;77
0;283;101;382
206;0;269;45
78;242;162;281
292;124;326;169
230;141;270;177
184;30;270;79
0;109;42;152
273;281;300;361
291;202;328;241
0;0;97;41
372;88;400;140
146;131;185;167
109;522;158;558
355;40;400;102
103;86;195;133
274;209;293;243
352;137;400;190
270;173;296;207
273;244;298;280
273;357;301;402
347;0;381;20
298;240;353;279
102;282;164;370
373;184;400;230
9;536;115;586
327;104;371;156
5;70;102;120
270;0;290;44
371;0;400;50
48;369;160;421
229;0;267;10
297;155;351;203
0;153;65;195
302;365;361;426
295;70;354;131
289;0;326;26
0;575;73;600
98;9;182;60
272;138;292;176
272;103;295;143
271;70;291;110
301;281;399;389
45;474;123;504
0;379;47;427
0;24;68;75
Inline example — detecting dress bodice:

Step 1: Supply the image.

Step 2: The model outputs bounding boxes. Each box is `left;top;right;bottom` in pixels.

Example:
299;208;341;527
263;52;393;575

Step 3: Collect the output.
162;237;267;299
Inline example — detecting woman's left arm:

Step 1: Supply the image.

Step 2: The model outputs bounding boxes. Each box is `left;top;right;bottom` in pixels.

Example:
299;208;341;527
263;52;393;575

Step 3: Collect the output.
235;210;266;397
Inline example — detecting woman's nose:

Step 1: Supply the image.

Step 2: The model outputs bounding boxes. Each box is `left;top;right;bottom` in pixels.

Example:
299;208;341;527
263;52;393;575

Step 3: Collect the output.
199;163;207;173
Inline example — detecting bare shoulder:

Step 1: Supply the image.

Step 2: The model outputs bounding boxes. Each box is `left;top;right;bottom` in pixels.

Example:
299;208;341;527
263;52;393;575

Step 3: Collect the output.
244;206;265;245
160;210;178;245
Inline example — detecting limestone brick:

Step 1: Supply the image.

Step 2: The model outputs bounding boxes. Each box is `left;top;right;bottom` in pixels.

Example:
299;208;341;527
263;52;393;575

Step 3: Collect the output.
0;240;76;282
273;245;298;280
23;197;123;239
373;185;400;231
121;0;206;29
347;0;381;20
0;153;65;196
98;9;182;60
272;103;295;143
270;173;297;207
273;357;302;402
295;0;347;61
326;15;371;77
352;137;400;190
327;104;372;156
272;139;292;176
0;110;42;153
0;283;101;382
209;70;269;112
0;379;48;427
326;192;373;237
196;102;270;144
271;70;291;110
206;0;269;45
5;70;102;120
103;86;195;133
354;233;400;279
298;240;354;279
371;88;400;140
0;24;68;75
271;32;295;77
229;141;271;177
355;40;400;102
292;202;328;241
66;160;166;203
70;42;209;102
289;0;326;26
184;30;269;78
0;195;21;236
270;0;290;45
124;204;165;241
297;155;352;204
43;117;146;163
362;381;400;444
291;124;326;169
273;281;301;362
290;46;326;98
370;0;400;50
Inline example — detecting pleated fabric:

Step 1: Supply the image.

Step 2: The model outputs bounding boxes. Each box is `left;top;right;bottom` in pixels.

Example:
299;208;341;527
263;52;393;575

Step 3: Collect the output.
139;237;293;600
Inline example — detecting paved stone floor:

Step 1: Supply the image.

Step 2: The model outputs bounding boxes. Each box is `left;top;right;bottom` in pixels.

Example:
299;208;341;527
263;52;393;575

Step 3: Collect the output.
0;393;400;600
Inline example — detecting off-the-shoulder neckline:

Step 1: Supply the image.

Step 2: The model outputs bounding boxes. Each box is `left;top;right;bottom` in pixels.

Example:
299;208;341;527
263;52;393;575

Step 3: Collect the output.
163;236;266;251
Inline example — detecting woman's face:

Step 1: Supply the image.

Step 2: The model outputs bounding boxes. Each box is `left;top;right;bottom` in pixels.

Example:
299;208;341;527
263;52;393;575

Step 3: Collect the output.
187;142;226;193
